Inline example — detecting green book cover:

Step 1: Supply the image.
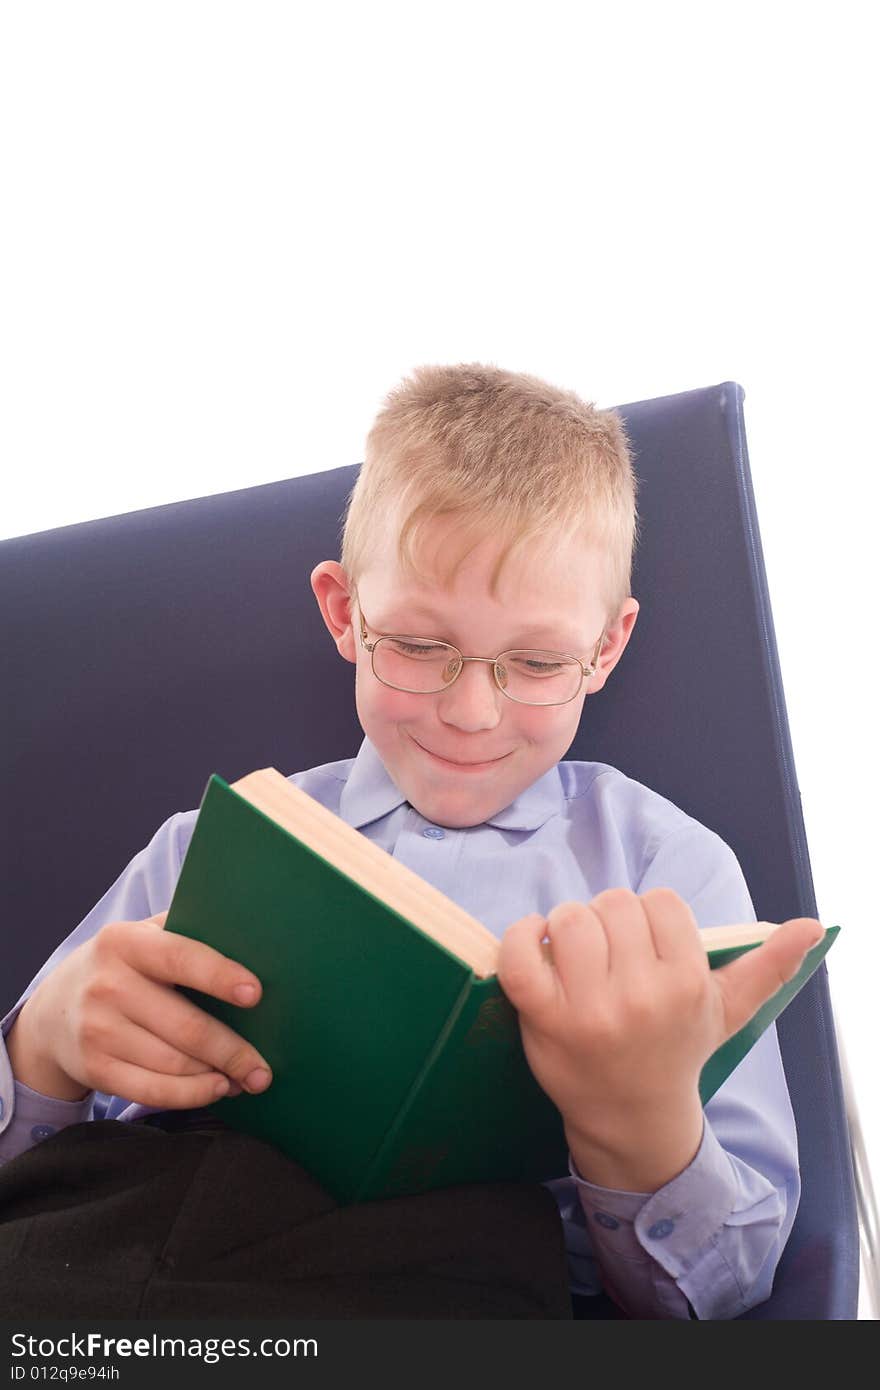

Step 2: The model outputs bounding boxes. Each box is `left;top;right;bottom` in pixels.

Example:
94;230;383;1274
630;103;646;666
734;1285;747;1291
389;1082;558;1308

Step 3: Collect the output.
163;772;840;1203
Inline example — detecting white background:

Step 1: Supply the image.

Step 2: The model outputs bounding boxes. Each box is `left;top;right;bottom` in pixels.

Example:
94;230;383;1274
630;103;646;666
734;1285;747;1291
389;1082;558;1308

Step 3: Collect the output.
2;2;877;1315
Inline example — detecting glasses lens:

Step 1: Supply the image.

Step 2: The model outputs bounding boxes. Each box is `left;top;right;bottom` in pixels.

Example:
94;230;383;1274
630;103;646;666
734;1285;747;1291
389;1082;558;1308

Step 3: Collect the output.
496;651;583;705
373;637;462;692
373;638;582;704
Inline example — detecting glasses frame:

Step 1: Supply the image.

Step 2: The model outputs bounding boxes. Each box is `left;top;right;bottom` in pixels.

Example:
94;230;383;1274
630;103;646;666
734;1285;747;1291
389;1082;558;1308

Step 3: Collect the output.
353;593;607;707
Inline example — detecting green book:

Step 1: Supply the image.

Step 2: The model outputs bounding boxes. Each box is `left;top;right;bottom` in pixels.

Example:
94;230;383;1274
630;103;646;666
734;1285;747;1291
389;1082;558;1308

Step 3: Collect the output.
163;768;840;1204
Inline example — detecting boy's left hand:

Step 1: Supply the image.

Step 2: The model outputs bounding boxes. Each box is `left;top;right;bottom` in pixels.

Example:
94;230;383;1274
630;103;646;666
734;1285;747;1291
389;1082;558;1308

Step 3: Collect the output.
498;888;824;1192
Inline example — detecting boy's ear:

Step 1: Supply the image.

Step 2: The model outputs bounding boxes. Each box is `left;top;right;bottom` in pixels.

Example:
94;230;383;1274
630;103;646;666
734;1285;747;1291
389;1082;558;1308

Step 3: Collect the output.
310;561;357;664
586;598;640;694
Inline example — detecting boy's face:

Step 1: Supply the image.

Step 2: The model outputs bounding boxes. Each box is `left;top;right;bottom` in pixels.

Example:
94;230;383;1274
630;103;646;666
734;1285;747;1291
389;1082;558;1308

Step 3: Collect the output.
312;517;638;829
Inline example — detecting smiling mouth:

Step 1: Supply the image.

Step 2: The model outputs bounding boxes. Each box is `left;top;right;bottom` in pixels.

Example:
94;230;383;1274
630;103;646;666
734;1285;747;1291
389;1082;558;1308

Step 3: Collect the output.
413;739;510;769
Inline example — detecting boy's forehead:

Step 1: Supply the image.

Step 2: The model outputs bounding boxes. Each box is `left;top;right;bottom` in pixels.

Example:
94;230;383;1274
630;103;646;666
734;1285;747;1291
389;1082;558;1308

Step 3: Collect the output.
372;511;604;590
369;593;590;650
357;509;611;634
359;549;607;649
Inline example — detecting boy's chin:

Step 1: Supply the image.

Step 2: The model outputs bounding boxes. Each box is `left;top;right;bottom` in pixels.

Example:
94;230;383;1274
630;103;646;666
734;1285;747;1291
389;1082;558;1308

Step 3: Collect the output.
403;780;515;829
382;734;544;827
411;803;499;830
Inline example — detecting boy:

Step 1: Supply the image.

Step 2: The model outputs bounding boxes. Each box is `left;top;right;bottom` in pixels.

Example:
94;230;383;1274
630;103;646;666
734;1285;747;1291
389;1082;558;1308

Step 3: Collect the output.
0;363;822;1319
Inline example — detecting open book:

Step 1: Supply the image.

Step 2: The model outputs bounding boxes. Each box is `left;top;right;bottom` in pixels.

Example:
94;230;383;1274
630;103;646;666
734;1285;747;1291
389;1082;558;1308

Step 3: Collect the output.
164;768;840;1203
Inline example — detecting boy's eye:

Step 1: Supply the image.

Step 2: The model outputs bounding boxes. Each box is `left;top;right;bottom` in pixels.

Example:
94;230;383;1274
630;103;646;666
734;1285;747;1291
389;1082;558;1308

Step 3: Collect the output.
509;655;566;675
391;640;445;657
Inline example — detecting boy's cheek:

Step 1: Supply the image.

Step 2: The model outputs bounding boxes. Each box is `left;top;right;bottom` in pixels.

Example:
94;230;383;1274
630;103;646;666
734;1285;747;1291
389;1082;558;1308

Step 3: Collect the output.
354;680;412;734
359;679;419;719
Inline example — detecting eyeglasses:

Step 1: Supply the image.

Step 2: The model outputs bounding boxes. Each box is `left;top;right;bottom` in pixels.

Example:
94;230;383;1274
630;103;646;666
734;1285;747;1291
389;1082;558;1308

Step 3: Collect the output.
354;594;606;707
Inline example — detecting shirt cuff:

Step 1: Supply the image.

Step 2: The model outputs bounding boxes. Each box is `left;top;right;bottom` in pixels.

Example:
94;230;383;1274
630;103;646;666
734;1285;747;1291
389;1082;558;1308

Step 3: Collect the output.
0;1080;95;1165
570;1120;745;1318
0;1007;95;1163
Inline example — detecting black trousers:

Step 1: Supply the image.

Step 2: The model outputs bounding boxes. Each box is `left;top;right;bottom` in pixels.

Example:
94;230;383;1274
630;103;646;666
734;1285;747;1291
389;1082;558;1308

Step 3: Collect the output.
0;1115;582;1319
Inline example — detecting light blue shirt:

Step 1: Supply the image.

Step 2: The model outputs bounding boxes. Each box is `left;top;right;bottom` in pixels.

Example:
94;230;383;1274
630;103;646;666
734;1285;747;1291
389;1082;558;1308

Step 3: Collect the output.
0;736;799;1319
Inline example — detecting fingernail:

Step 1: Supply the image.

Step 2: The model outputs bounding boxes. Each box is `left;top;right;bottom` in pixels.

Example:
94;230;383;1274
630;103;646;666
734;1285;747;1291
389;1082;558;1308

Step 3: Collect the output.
213;1077;230;1098
225;1080;243;1097
244;1067;271;1093
232;982;258;1004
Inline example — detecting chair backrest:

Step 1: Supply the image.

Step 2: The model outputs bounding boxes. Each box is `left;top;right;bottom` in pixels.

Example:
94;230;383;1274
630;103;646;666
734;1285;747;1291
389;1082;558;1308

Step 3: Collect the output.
0;381;858;1317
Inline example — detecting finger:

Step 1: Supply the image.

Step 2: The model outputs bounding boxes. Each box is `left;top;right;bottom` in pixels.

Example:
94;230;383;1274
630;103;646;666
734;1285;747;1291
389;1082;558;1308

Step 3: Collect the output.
639;887;703;965
586;889;657;980
94;1054;244;1112
498;914;558;1020
94;1015;216;1080
714;918;826;1039
542;900;611;1001
102;920;263;1010
120;969;273;1093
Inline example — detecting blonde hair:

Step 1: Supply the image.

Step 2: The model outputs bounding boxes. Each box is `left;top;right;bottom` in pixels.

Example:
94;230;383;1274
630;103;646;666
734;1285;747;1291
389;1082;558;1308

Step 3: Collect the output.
340;362;639;626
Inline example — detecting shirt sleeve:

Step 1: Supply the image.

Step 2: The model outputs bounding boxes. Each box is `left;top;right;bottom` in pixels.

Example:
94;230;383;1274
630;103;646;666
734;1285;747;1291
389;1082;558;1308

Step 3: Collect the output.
569;822;801;1320
0;810;194;1167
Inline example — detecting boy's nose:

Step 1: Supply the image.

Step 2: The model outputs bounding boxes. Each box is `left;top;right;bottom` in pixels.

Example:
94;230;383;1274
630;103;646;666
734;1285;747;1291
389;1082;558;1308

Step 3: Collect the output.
436;658;504;731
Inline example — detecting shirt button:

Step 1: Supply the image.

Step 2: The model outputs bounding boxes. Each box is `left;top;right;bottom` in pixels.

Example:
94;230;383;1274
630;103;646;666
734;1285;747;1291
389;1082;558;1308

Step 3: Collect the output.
422;826;445;839
648;1219;675;1239
593;1211;620;1230
30;1124;57;1142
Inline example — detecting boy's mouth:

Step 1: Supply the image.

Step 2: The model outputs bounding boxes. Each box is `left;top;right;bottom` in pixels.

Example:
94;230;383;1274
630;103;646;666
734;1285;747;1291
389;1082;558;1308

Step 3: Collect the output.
411;736;510;772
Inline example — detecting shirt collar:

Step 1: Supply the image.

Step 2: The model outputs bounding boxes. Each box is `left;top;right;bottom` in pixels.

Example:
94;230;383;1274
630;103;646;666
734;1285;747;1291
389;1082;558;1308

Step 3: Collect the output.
338;735;565;833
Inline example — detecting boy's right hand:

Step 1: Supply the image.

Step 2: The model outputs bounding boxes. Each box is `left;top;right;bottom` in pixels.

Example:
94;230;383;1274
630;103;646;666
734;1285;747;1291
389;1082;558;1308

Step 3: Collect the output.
6;913;272;1109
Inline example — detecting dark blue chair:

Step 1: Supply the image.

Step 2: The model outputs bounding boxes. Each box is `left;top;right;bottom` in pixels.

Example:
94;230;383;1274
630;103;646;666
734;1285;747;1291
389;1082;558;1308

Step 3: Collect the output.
0;381;860;1317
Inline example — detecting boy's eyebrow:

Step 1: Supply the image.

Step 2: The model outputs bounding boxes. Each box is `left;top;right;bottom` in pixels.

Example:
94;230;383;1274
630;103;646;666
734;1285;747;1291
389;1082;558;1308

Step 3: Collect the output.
372;602;586;652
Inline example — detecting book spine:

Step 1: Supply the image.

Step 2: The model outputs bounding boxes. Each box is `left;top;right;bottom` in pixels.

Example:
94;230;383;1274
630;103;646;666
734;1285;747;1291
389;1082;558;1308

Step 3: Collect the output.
352;970;478;1202
355;978;569;1200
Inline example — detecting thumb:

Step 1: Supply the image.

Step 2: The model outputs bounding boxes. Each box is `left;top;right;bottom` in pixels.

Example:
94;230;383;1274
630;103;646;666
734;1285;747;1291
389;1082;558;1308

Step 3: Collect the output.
714;918;825;1040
